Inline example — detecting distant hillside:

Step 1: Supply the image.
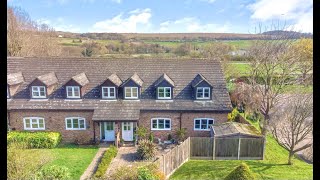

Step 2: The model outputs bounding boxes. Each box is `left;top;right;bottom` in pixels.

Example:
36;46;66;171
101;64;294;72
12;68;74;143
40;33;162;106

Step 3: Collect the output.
262;30;313;39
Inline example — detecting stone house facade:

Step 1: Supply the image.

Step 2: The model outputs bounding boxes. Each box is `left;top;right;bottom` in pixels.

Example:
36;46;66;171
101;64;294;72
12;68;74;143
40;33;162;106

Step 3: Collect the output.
7;57;232;144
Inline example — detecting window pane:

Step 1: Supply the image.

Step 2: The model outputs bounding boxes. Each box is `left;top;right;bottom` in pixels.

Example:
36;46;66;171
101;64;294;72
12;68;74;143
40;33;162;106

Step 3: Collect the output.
25;119;30;128
124;125;127;130
74;88;80;97
32;119;37;123
158;119;164;129
79;120;85;129
165;88;171;97
204;88;209;98
39;119;44;128
125;88;131;97
110;88;115;97
132;88;138;97
67;120;72;128
32;87;38;91
152;120;157;128
201;119;207;129
67;87;73;97
208;120;214;125
158;88;164;93
73;119;79;128
127;124;131;130
197;88;203;98
165;120;170;128
195;120;200;129
32;123;38;128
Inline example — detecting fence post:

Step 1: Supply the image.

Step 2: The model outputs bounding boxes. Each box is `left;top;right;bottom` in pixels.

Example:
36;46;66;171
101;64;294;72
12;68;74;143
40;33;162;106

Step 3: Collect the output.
212;137;216;160
237;137;241;160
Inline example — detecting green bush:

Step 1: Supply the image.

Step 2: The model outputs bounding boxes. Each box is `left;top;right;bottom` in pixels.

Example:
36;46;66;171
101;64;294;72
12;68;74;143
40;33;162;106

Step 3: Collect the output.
137;164;165;180
149;132;154;142
94;145;118;178
136;126;148;140
228;108;240;122
110;165;138;180
224;163;256;180
36;165;70;180
137;139;157;160
7;131;61;149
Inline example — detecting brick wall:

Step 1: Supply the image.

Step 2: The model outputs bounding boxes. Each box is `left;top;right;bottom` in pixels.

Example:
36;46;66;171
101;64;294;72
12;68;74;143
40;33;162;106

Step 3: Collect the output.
8;110;100;144
139;111;228;141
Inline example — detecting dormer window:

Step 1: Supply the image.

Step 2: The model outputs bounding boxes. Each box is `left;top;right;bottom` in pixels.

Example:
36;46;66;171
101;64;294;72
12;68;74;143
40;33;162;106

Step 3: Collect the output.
32;86;46;98
66;86;80;98
125;87;138;99
196;87;210;99
158;87;171;99
102;87;116;99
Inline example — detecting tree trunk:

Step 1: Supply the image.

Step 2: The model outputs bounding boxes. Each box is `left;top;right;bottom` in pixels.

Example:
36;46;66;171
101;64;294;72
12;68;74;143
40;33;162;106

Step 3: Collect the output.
261;114;269;136
288;151;294;165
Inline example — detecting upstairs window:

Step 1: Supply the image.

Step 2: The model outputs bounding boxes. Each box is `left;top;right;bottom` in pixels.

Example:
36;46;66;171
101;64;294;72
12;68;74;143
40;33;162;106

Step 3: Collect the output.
196;87;210;99
23;117;45;130
31;86;46;98
194;118;214;130
158;87;171;99
124;87;138;99
102;87;116;99
65;117;86;130
66;86;80;98
151;118;171;130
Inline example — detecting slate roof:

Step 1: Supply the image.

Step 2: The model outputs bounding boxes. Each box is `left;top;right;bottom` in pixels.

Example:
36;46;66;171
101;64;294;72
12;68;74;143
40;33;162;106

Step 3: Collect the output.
106;73;122;87
154;73;175;87
7;57;232;120
211;122;262;138
191;73;212;87
36;72;58;86
7;72;24;86
71;73;89;86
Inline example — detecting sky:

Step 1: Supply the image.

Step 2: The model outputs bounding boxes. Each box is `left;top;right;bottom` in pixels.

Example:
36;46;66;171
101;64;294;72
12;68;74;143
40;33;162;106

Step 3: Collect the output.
7;0;313;34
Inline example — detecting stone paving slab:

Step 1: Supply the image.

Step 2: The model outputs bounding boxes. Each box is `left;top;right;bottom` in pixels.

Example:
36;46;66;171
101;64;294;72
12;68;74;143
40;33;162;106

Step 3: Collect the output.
80;147;108;180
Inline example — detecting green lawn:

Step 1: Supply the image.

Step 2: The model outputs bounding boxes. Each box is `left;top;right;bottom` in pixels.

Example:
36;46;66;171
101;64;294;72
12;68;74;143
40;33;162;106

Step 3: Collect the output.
29;144;99;180
170;136;312;180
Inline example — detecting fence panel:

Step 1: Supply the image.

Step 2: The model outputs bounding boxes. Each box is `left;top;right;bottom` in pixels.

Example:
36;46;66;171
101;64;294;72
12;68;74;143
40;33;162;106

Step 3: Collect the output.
190;137;213;158
215;137;239;159
240;138;264;159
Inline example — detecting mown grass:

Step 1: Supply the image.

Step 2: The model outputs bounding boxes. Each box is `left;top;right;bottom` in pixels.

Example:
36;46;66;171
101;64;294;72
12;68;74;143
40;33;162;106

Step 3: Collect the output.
170;134;313;180
27;144;99;180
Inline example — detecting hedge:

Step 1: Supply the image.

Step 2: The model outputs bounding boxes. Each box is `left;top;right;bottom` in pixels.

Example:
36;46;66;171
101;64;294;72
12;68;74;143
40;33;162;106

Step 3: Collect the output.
224;163;256;180
94;145;118;178
7;131;62;149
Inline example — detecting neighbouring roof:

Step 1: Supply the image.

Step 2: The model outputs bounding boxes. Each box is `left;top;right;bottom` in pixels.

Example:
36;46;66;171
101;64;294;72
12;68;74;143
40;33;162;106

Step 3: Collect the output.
211;122;262;137
106;73;122;87
71;72;89;86
7;72;24;86
121;73;143;87
36;72;58;86
7;57;232;120
154;73;175;87
191;73;212;87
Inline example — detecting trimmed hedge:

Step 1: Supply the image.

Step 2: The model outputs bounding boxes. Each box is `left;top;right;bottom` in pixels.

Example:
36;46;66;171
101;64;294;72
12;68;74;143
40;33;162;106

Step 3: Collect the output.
7;131;61;149
94;145;118;178
224;163;256;180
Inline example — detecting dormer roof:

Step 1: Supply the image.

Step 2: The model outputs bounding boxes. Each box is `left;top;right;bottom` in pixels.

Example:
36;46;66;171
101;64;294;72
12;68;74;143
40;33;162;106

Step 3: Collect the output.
154;73;175;87
106;73;122;87
71;73;89;86
36;72;58;87
7;72;24;86
191;74;212;87
121;73;143;87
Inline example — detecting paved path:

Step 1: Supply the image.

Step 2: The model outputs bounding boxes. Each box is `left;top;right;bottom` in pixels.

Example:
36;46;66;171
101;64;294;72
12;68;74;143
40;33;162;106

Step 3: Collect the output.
105;146;138;178
80;147;108;180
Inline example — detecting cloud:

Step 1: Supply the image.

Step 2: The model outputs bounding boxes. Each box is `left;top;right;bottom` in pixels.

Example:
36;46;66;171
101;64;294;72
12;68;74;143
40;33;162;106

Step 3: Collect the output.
159;17;231;33
37;17;81;33
111;0;122;3
248;0;313;32
91;8;152;33
200;0;216;3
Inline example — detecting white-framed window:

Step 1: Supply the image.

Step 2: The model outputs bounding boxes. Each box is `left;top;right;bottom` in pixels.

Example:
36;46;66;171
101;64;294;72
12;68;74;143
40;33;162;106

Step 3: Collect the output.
102;87;116;99
194;118;214;131
151;118;171;130
157;87;171;99
23;117;45;130
65;117;86;130
196;87;210;99
66;86;80;98
124;87;138;99
31;86;46;98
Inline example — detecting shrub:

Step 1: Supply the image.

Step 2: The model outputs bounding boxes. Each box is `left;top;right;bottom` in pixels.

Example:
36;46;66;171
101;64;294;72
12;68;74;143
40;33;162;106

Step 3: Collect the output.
224;163;256;180
137;139;157;160
175;128;187;142
36;165;70;180
149;132;154;142
228;108;240;122
136;126;148;140
94;145;118;178
167;134;172;141
7;131;61;149
137;164;165;180
110;166;138;180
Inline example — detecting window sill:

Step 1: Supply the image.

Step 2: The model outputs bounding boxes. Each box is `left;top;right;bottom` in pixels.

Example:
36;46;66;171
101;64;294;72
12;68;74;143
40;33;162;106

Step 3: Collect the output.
29;99;48;101
151;129;171;131
64;99;82;101
66;129;86;130
100;99;117;101
24;128;45;130
156;100;173;102
193;129;211;131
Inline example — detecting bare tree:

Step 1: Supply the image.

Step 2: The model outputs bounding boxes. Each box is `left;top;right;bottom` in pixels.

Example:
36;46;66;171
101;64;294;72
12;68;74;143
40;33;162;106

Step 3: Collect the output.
7;6;61;57
270;94;313;165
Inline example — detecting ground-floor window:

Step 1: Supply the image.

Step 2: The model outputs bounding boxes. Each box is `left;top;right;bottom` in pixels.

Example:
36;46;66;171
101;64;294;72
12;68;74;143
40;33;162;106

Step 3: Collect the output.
65;117;86;130
23;117;45;130
151;118;171;130
194;118;214;130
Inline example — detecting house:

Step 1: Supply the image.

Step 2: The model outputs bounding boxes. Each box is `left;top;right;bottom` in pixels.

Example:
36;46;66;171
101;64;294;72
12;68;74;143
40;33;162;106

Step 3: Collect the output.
7;57;232;144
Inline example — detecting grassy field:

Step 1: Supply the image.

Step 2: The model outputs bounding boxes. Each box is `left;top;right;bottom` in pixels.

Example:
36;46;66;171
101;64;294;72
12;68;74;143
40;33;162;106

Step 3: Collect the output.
170;134;312;180
30;144;99;179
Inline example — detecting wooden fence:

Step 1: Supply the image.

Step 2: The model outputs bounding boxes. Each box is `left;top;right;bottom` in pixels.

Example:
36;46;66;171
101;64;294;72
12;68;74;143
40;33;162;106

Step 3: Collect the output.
154;137;190;178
